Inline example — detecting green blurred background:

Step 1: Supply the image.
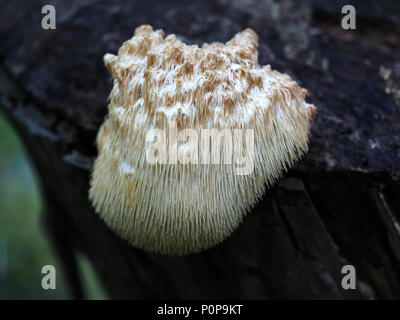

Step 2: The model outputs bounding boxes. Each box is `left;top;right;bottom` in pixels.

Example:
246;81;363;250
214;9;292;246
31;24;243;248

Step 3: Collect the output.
0;112;108;299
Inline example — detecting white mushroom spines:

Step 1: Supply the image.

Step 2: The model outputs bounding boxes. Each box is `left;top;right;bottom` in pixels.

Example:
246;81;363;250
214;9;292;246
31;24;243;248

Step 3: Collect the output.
89;25;316;255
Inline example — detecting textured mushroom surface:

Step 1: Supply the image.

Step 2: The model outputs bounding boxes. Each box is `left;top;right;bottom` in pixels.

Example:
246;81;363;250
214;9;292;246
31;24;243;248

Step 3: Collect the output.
89;25;316;255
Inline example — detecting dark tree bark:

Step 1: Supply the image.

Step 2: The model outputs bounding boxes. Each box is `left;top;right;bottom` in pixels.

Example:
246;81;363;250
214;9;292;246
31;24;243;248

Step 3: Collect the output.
0;0;399;299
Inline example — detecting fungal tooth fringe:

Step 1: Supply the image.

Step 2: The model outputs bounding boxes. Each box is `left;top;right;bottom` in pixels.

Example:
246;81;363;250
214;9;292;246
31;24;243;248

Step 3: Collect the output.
89;25;317;255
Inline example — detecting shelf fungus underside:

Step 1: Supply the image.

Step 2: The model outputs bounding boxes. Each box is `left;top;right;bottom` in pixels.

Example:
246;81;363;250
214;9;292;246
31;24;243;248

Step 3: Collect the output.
89;25;316;255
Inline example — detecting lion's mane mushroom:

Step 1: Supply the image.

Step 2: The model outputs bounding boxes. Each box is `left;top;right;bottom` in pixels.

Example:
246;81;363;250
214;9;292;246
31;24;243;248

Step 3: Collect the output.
89;25;316;255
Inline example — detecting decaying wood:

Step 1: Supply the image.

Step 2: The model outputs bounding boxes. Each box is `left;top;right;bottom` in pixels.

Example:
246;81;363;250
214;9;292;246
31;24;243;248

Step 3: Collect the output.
0;0;399;299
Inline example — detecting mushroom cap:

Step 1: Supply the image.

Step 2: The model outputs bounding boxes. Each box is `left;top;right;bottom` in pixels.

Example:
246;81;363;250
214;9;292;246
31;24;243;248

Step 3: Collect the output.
89;25;316;255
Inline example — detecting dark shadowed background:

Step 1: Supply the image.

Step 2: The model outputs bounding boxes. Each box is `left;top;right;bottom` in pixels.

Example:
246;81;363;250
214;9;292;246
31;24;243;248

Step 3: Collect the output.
0;0;399;299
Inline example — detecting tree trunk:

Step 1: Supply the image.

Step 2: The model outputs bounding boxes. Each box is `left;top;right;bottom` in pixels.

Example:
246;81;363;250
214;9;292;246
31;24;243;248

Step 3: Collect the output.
0;0;399;299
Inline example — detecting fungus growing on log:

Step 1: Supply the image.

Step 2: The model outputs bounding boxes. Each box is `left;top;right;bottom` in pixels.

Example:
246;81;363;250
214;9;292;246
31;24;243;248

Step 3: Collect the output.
89;24;317;255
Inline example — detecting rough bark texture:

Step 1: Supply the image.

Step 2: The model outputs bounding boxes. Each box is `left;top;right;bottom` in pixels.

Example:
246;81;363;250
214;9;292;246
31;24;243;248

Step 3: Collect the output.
0;0;399;299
